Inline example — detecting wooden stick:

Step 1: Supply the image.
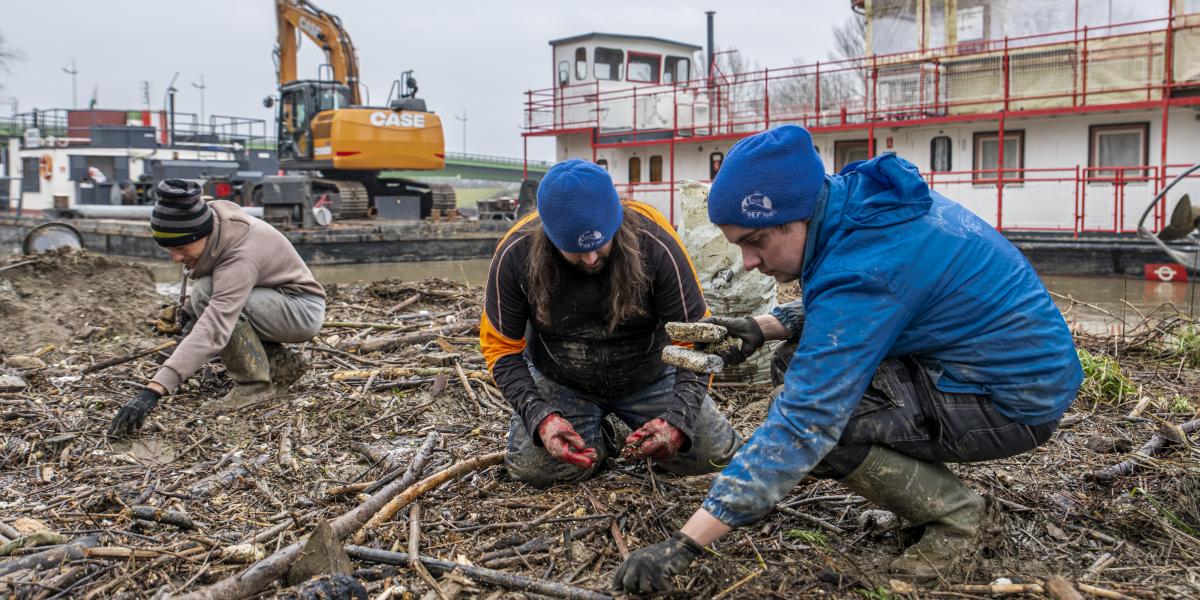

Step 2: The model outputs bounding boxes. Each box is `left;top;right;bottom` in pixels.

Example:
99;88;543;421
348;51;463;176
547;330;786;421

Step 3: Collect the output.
345;545;612;600
584;491;628;559
174;433;441;600
1076;583;1139;600
949;582;1044;594
453;361;479;402
1045;575;1085;600
390;294;421;313
1125;396;1153;419
322;321;412;330
130;506;196;530
1089;418;1200;481
330;367;489;382
0;530;69;556
357;451;506;540
82;339;177;374
712;569;764;600
409;503;449;600
0;535;98;577
353;322;476;354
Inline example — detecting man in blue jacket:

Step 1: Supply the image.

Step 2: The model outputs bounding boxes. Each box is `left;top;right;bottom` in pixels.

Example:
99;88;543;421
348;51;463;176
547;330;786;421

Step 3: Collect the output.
614;125;1082;592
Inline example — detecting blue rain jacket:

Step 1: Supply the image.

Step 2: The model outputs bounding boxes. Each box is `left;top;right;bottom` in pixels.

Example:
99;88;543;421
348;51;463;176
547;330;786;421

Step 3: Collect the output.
702;153;1082;527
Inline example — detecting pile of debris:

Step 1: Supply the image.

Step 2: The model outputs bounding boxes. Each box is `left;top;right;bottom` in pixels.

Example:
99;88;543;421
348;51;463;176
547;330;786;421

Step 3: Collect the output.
0;252;1198;599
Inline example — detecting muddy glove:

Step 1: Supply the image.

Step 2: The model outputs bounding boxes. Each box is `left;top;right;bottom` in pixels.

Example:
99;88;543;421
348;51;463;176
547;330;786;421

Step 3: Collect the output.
613;531;703;593
109;387;162;437
536;413;598;469
699;316;765;365
623;417;684;460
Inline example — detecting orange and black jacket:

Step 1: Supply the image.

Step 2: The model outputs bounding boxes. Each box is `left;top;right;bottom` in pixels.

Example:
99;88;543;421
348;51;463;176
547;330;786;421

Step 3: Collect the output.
481;201;710;443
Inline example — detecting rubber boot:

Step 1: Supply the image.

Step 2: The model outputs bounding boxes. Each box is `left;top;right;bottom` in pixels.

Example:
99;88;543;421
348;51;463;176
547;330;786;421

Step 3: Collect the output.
838;445;986;582
262;342;309;389
212;320;276;412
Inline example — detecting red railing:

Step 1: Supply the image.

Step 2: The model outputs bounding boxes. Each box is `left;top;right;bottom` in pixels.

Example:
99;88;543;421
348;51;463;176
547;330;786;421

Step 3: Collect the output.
524;15;1200;140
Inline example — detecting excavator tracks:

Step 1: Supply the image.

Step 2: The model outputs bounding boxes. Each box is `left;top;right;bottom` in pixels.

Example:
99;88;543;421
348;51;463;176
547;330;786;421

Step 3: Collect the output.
314;178;370;219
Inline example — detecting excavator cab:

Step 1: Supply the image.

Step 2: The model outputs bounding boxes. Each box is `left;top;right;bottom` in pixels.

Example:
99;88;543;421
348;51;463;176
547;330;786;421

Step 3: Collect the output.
277;80;352;162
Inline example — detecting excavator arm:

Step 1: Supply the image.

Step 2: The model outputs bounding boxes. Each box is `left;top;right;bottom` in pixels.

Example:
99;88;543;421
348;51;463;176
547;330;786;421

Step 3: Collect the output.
275;0;362;104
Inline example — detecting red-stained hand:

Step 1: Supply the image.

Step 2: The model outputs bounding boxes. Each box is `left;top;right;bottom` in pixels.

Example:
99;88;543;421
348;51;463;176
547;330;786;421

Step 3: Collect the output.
536;414;599;468
623;418;685;460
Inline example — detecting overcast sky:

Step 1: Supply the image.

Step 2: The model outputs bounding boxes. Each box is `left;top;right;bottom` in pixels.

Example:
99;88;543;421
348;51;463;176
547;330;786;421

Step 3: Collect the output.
0;1;847;160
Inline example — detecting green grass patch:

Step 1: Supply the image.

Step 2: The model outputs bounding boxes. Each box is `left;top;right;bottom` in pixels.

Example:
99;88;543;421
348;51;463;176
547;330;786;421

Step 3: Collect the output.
785;529;829;548
856;587;895;600
1168;324;1200;368
1168;395;1194;413
1077;348;1137;406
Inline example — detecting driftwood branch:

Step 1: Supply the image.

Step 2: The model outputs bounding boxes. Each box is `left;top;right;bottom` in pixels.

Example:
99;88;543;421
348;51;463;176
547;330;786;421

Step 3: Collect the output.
82;340;177;374
1089;418;1200;482
173;433;441;600
330;367;488;383
345;545;612;600
0;535;98;577
355;451;506;542
350;322;476;354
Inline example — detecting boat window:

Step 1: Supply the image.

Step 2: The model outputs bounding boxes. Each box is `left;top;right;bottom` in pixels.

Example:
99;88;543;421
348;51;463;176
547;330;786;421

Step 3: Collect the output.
664;56;691;86
596;158;609;171
930;136;952;172
649;155;663;182
629;156;642;183
1089;123;1148;181
575;48;587;80
834;140;871;172
709;152;724;179
558;61;570;86
594;47;624;81
972;131;1024;185
627;52;661;84
21;157;41;193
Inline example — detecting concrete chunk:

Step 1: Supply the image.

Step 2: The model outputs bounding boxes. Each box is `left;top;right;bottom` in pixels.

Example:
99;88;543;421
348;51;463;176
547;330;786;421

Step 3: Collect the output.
665;322;727;343
662;345;723;374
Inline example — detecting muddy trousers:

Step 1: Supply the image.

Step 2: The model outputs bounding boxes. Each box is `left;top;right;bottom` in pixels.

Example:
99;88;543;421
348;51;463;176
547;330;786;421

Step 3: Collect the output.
189;276;325;343
505;365;744;488
778;353;1061;479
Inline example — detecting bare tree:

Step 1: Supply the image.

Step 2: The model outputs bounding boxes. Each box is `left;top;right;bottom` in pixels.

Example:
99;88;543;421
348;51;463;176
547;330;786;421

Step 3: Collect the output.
0;31;23;92
833;13;867;60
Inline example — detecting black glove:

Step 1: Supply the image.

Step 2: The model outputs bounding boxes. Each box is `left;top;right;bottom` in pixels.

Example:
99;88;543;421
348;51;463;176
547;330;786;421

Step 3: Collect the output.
109;387;162;437
613;531;703;593
699;316;765;366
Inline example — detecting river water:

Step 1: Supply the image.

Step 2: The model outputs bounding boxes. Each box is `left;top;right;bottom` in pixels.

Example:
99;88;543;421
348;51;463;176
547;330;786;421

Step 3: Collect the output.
133;258;1198;334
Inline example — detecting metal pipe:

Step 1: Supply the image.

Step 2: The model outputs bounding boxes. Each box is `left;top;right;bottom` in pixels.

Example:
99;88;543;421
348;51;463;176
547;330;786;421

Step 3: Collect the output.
61;204;263;220
706;11;716;90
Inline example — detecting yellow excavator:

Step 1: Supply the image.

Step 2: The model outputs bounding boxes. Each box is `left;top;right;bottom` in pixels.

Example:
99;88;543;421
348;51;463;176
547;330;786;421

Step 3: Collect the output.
260;0;455;225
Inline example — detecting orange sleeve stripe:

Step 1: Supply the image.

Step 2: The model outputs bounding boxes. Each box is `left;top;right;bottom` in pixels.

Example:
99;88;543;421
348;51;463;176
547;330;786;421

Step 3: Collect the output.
480;311;526;373
625;200;711;319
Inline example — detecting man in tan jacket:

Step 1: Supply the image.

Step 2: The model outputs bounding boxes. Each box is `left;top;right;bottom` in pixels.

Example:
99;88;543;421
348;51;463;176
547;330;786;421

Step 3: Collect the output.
109;179;326;436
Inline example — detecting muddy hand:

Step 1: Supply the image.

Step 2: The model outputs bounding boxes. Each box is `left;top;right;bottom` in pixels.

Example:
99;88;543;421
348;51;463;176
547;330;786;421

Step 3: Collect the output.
613;531;703;593
536;413;598;468
623;417;684;460
698;316;765;365
108;387;162;437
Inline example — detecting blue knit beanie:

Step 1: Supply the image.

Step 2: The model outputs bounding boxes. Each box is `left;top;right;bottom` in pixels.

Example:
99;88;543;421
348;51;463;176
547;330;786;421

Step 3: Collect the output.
707;125;826;227
537;159;623;253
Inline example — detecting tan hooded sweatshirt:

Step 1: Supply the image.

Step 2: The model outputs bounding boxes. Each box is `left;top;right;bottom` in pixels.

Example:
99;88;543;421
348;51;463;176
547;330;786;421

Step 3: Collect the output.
151;201;324;392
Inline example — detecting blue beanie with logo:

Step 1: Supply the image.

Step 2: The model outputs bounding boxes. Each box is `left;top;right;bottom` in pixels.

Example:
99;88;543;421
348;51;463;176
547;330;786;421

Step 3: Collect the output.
537;158;623;253
707;125;826;228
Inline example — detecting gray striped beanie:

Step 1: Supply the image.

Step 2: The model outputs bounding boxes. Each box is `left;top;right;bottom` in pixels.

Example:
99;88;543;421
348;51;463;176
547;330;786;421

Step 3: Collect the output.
151;179;214;247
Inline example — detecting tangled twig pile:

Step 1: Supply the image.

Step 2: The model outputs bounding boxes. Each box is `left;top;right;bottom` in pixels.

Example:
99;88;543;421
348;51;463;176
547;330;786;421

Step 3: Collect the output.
1;253;1198;598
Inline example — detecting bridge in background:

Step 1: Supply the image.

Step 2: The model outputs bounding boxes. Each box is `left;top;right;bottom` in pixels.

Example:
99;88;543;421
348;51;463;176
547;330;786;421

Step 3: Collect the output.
386;152;551;183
